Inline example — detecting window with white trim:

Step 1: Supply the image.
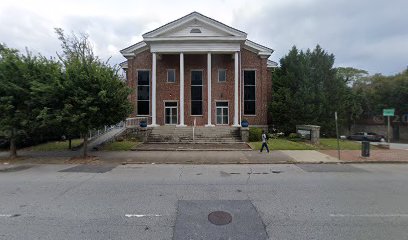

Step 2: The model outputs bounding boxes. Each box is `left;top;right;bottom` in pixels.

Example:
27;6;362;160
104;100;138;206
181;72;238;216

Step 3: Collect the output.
167;69;175;83
137;70;150;115
191;70;203;115
218;69;226;82
244;70;256;115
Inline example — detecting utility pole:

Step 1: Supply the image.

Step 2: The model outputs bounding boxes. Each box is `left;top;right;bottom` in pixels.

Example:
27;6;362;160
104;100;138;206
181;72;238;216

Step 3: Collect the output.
335;112;340;160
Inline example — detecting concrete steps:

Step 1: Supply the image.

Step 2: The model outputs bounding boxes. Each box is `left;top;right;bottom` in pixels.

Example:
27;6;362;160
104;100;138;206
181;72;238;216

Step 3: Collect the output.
146;126;243;143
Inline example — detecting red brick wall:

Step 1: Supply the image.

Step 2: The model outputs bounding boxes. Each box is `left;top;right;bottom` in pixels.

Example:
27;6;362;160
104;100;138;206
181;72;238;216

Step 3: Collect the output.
126;48;272;126
127;50;152;120
241;48;269;126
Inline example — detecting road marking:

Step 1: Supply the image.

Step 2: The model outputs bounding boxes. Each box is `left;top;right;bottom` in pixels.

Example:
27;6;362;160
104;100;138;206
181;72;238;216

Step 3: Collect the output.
125;214;162;218
0;214;12;217
330;214;408;217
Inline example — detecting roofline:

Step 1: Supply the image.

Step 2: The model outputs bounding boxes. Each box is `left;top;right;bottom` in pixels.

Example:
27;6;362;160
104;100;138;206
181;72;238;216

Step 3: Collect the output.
245;39;274;53
142;11;247;38
267;59;278;68
120;41;146;53
119;61;128;69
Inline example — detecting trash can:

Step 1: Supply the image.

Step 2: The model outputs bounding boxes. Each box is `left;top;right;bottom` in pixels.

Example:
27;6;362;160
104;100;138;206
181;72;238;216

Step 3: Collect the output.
361;141;370;157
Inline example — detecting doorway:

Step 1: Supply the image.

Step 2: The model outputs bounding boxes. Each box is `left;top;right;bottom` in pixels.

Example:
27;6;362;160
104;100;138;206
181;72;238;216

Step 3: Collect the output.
165;102;178;125
216;101;229;125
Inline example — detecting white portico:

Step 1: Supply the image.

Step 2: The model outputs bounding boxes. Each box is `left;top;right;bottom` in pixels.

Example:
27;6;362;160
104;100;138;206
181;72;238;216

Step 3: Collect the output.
120;12;275;127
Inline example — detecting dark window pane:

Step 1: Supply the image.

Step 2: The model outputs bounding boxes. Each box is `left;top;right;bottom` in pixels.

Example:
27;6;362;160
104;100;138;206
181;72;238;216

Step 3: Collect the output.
216;101;228;107
191;86;202;100
217;115;222;124
223;116;228;124
191;101;202;115
244;71;255;85
138;71;150;85
217;108;222;115
138;101;149;115
191;71;202;85
223;108;228;115
244;101;255;115
218;69;226;82
138;86;150;100
167;69;175;82
244;86;255;100
165;102;177;107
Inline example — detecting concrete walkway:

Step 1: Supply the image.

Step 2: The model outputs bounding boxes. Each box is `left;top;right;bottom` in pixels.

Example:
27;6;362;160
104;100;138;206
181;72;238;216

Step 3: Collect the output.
132;143;252;151
282;150;341;163
2;148;407;164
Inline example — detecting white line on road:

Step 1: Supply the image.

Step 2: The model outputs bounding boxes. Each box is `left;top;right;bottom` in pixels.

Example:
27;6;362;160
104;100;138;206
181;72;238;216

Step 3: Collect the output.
0;214;12;217
125;214;162;218
330;214;408;217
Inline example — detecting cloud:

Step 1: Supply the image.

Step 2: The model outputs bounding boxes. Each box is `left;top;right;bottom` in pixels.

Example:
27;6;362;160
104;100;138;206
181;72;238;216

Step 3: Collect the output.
232;0;408;74
1;0;407;74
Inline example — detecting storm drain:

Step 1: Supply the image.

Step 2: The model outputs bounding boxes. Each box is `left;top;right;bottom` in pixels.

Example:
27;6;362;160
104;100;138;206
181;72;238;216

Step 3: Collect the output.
173;200;268;240
296;164;368;172
59;164;117;173
0;165;32;173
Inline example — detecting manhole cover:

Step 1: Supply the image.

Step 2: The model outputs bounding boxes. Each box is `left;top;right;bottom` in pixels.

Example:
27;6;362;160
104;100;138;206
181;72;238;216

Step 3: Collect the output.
208;211;232;225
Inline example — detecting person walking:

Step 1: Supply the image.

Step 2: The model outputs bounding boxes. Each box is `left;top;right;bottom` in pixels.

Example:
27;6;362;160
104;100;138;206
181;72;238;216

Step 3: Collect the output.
260;131;270;153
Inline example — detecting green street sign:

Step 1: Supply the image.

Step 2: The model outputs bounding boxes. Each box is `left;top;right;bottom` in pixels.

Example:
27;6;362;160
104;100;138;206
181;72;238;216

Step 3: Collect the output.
383;108;395;116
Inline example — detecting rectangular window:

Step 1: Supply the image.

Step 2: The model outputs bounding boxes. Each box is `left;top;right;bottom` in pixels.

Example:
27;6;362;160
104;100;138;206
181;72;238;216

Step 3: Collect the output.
167;69;175;83
244;70;256;115
137;70;150;115
218;69;226;82
191;70;203;115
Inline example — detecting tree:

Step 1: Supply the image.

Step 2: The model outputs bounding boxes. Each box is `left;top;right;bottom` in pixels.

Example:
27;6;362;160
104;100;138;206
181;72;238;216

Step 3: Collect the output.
54;29;132;157
0;45;31;158
0;45;62;157
270;45;348;136
335;67;368;130
336;67;368;84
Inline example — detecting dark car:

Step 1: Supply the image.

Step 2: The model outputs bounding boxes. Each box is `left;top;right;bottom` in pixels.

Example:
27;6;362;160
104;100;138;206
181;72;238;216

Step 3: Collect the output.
347;132;385;142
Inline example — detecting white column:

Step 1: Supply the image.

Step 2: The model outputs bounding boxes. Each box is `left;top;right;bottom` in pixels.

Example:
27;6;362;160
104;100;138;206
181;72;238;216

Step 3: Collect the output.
177;52;186;127
150;52;158;126
233;51;240;126
205;52;214;127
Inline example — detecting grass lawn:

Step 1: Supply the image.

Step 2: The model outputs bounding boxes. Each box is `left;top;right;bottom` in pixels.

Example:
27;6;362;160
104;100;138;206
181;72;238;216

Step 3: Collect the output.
101;140;140;151
30;139;83;151
249;138;374;151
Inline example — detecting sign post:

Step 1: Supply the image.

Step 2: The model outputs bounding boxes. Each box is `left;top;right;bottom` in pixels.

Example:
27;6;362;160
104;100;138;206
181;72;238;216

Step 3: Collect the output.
335;112;340;160
383;108;395;144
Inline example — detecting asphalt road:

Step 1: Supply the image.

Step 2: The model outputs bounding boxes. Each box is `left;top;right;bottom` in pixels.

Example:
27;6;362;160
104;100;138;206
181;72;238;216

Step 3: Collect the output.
1;163;408;239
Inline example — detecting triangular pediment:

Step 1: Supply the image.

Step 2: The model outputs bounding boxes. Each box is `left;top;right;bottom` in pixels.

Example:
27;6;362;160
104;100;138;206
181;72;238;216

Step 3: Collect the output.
143;12;247;39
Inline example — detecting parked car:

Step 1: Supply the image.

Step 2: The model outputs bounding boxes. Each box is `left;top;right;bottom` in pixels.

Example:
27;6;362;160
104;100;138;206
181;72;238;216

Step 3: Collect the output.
347;132;385;142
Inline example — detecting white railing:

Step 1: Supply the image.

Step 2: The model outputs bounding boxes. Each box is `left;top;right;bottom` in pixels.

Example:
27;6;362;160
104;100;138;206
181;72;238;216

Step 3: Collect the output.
125;117;149;128
88;122;125;140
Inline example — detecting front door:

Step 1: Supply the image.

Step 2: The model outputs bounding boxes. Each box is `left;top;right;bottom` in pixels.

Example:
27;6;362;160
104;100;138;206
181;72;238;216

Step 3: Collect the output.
165;102;178;125
216;102;229;125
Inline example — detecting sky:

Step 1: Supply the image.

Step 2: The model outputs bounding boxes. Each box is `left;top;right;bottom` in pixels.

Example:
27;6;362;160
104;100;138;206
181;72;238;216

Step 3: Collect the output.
1;0;407;75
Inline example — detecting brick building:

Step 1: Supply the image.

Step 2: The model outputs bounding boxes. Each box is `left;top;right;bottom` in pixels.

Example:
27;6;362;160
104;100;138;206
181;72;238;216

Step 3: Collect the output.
120;12;277;128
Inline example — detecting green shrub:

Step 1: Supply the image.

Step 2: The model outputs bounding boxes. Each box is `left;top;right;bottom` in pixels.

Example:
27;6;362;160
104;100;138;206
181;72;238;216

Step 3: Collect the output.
249;127;262;142
288;133;298;139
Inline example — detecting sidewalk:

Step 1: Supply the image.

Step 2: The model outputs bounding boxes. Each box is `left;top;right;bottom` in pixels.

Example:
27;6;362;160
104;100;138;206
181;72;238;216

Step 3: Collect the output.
1;148;407;164
320;149;408;163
